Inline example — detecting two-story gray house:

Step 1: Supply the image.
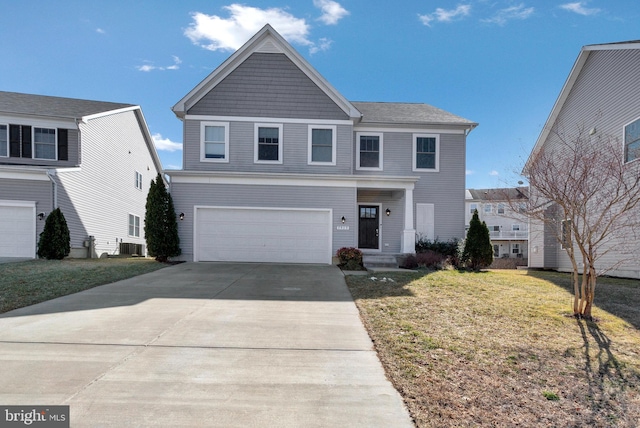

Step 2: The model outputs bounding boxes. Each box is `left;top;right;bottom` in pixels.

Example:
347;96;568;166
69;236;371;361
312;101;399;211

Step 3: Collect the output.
0;91;162;259
167;25;477;264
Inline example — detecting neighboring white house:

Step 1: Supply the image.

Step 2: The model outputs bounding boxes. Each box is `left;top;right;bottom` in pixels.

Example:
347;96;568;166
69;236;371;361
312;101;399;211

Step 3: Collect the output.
526;41;640;279
0;91;162;258
465;188;529;260
166;25;477;264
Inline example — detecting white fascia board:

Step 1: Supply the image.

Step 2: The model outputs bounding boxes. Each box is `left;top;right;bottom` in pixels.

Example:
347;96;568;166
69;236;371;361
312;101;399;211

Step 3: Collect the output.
168;171;418;190
185;114;354;126
0;199;37;208
585;42;640;51
0;166;50;181
0;113;77;130
524;48;591;173
81;106;140;123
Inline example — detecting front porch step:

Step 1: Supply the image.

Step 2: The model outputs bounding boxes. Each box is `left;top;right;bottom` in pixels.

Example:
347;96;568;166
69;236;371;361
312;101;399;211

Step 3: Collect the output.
362;254;399;269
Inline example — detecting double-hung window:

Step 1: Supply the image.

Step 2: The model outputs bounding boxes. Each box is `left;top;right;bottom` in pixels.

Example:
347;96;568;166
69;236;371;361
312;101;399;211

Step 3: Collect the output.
413;134;439;171
128;214;140;238
201;122;228;162
497;203;505;214
484;204;492;214
308;125;336;165
255;124;283;163
624;117;640;163
34;127;56;160
469;203;478;214
135;171;143;190
357;132;382;170
0;124;7;157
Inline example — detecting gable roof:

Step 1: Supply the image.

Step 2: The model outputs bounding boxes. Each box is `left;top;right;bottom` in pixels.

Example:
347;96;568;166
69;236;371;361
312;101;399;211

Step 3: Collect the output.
353;101;477;129
526;40;640;168
172;24;361;120
0;91;135;121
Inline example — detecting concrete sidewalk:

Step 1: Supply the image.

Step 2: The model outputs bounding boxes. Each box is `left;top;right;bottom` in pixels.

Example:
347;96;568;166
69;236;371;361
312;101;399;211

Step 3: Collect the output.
0;262;413;427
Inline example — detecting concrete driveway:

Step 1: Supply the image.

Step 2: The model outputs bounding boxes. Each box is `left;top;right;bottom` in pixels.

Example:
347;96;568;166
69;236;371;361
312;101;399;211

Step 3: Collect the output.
0;263;413;427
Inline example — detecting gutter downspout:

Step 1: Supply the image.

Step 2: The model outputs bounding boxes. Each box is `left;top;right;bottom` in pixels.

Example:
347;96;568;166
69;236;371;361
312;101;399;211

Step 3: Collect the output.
45;169;57;209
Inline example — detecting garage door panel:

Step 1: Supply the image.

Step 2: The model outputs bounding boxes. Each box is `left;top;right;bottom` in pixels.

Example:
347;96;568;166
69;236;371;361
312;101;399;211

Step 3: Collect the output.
0;205;36;258
195;207;331;264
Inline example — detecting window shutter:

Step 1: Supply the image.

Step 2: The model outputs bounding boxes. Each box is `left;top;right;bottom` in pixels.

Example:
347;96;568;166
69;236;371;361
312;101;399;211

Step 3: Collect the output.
9;125;20;157
58;129;68;161
21;125;32;158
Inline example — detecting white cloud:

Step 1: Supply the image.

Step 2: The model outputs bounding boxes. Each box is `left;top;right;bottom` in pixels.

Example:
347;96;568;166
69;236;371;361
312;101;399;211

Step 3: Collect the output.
560;2;601;16
314;0;349;25
489;170;500;176
136;56;182;72
419;5;471;26
466;169;475;175
184;4;314;52
152;133;182;152
482;3;534;25
96;28;106;34
310;37;332;54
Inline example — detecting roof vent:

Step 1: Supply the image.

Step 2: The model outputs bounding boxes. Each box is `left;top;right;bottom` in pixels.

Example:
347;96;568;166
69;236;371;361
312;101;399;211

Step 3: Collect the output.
256;40;282;54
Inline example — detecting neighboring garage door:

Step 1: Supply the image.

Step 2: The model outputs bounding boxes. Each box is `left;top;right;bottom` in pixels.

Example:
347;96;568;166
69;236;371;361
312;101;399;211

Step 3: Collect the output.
0;201;36;258
195;207;332;264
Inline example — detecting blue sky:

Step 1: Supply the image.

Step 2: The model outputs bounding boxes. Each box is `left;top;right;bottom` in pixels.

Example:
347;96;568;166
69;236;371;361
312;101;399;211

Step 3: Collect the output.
2;1;638;189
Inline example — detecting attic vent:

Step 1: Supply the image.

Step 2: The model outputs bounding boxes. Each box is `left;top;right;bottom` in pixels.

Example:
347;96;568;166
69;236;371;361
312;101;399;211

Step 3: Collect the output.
256;40;282;54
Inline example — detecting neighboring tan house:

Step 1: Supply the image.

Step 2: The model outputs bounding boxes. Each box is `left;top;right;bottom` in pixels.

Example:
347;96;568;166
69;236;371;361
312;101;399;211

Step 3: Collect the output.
526;41;640;279
465;188;529;260
166;25;477;264
0;91;162;259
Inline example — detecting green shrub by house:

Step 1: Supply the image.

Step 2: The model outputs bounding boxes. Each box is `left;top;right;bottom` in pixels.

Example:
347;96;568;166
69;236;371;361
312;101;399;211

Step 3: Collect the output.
144;173;181;262
37;208;70;260
461;209;493;270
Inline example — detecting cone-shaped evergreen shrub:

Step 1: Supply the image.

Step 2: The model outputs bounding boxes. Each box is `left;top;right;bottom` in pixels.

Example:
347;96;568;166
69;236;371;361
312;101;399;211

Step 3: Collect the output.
462;209;493;271
37;208;70;260
144;173;181;262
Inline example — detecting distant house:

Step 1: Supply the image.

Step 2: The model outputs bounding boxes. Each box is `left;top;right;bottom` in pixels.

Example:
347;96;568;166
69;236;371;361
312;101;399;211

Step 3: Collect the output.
526;41;640;279
0;91;162;259
166;25;477;264
465;188;529;260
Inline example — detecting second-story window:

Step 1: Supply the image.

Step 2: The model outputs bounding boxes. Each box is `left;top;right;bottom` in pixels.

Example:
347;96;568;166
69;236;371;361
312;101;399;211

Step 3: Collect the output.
135;171;143;190
497;203;505;214
469;203;477;214
413;134;439;172
34;127;56;160
624;117;640;163
357;132;383;170
255;124;283;164
201;122;229;162
308;125;336;165
484;204;492;214
0;124;7;157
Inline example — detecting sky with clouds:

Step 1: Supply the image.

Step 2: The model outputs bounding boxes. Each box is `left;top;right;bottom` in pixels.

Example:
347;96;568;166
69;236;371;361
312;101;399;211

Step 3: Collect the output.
1;1;638;188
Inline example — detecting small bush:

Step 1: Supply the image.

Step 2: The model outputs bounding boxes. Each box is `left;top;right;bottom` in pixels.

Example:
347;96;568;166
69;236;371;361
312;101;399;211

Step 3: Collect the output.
37;208;70;260
414;237;462;269
489;258;528;269
400;254;418;269
336;247;364;270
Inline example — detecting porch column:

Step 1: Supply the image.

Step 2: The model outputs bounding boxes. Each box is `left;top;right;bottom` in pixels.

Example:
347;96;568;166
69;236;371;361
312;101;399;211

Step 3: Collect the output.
401;186;416;253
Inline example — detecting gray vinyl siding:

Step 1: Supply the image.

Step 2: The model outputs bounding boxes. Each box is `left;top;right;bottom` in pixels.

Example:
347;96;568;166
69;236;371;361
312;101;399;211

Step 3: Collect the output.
184;120;353;174
54;110;159;255
0;178;52;239
540;48;640;278
188;53;349;120
170;183;357;261
0;128;80;167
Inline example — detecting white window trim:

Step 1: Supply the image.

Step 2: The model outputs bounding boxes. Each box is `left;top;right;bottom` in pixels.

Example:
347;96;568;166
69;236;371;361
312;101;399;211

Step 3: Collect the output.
497;203;505;214
512;224;520;231
308;125;337;166
128;213;140;238
32;127;57;161
412;133;440;172
254;123;283;164
484;203;493;213
135;171;143;191
0;123;7;158
200;121;229;163
469;203;478;214
623;116;640;164
356;132;383;171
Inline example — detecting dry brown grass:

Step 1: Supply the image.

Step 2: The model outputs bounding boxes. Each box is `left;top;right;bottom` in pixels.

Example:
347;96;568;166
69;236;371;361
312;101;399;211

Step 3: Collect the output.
345;269;640;427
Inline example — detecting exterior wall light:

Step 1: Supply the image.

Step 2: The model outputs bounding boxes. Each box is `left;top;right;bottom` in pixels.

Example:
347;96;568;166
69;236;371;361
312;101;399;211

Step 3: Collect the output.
385;208;391;216
38;212;45;220
341;216;346;224
179;212;185;221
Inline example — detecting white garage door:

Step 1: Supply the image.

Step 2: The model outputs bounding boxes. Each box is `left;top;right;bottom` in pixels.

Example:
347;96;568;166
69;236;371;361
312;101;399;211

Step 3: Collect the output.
0;202;36;258
195;207;332;264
